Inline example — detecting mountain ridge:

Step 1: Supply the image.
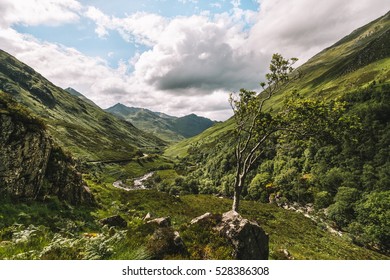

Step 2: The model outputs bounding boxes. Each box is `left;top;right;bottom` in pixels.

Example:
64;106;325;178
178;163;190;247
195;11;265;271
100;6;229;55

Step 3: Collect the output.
64;87;98;107
0;50;166;161
106;102;216;142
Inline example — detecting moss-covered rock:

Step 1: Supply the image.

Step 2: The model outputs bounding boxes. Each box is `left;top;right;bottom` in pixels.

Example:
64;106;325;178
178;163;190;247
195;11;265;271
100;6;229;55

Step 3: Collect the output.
0;94;92;205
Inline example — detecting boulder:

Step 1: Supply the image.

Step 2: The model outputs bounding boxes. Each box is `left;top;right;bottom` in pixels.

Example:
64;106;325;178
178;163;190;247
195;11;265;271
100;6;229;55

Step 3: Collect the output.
143;212;152;221
191;210;269;260
100;215;127;228
147;216;171;227
147;227;187;259
215;210;269;260
190;212;221;225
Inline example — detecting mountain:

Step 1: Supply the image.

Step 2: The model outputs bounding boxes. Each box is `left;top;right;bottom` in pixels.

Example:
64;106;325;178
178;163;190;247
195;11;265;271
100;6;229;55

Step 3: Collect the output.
164;12;390;254
0;50;165;161
64;87;97;107
106;103;216;142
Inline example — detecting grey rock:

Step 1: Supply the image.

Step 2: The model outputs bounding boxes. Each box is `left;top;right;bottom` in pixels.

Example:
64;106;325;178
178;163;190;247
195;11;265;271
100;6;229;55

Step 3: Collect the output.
190;212;222;225
215;210;269;260
147;216;171;227
191;210;269;260
100;215;127;228
147;227;187;259
190;212;213;224
143;212;152;221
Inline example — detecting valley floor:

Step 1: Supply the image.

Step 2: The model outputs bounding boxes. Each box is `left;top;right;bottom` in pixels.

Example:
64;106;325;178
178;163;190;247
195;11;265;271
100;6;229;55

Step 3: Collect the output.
1;179;387;260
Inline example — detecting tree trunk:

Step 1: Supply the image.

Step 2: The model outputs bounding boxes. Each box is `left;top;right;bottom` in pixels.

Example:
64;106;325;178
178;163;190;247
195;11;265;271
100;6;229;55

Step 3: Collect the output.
232;187;240;212
232;175;245;212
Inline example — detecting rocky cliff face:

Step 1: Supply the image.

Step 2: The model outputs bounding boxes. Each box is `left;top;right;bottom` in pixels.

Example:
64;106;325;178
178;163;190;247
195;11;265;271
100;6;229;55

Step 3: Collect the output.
0;94;93;204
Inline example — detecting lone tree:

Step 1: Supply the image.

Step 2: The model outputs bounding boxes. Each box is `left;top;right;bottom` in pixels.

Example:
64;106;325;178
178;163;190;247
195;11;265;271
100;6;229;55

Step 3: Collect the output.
229;53;351;212
229;54;298;212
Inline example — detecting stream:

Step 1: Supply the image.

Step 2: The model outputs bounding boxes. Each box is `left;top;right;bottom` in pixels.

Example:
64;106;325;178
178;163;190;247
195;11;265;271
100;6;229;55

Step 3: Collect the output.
113;172;154;191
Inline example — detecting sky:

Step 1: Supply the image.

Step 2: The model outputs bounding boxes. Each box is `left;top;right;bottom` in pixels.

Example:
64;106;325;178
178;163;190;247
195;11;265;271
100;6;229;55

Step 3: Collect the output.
0;0;389;121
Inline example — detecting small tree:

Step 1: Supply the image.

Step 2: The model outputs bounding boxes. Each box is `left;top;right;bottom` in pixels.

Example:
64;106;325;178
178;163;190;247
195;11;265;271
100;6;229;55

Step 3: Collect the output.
229;53;352;212
229;54;299;212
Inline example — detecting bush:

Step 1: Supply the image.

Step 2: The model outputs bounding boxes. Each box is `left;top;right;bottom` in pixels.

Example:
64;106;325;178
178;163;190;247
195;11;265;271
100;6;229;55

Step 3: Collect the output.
314;191;332;209
247;173;271;202
349;191;390;252
327;187;360;228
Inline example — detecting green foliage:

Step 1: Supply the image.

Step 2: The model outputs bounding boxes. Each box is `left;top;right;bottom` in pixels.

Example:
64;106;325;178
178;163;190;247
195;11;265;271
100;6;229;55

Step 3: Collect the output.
349;191;390;253
0;91;46;130
163;75;390;252
180;222;233;260
314;191;332;209
247;173;272;202
327;187;360;228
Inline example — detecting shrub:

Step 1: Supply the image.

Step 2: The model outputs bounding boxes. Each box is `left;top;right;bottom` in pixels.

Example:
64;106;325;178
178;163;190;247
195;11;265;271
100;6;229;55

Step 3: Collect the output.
327;187;360;228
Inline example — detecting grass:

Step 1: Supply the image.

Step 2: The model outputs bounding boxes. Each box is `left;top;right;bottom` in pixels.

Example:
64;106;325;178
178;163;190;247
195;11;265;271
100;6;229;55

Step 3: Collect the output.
86;154;175;184
78;179;390;260
1;178;387;260
164;119;235;159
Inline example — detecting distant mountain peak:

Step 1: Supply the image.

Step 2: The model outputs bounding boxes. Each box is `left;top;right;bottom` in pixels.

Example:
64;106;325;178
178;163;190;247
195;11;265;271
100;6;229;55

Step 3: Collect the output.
64;87;97;107
105;103;216;141
64;87;82;96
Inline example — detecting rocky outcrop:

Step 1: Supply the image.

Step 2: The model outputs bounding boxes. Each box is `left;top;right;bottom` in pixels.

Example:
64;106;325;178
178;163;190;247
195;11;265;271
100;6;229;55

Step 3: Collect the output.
0;114;50;198
190;212;222;225
191;211;269;260
0;97;92;204
100;215;127;228
216;211;269;260
145;215;187;259
147;227;187;259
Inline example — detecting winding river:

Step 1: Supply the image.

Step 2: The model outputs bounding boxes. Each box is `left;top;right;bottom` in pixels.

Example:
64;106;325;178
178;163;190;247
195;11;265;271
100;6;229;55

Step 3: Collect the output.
113;172;154;191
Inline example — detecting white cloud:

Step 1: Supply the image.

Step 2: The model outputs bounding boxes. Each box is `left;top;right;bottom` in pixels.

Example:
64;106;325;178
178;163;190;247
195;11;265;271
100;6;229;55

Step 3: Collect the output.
0;27;125;106
1;0;389;121
84;6;110;37
85;7;168;46
231;0;241;9
0;0;82;28
247;0;390;63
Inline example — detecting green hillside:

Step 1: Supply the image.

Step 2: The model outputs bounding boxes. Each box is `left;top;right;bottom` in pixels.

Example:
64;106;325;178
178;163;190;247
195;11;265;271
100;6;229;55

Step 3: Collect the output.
163;12;390;255
166;11;390;158
64;87;98;107
0;50;165;161
106;103;216;142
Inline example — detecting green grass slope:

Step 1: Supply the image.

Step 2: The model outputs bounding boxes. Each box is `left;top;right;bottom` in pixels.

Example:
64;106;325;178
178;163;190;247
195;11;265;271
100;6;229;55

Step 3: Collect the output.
0;50;165;161
1;184;387;260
